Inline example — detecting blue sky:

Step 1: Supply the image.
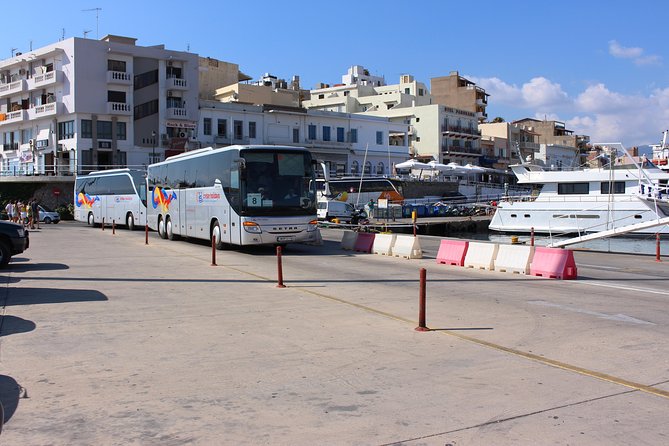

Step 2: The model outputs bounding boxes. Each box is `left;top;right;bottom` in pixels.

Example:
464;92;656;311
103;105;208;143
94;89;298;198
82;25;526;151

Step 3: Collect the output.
5;0;669;146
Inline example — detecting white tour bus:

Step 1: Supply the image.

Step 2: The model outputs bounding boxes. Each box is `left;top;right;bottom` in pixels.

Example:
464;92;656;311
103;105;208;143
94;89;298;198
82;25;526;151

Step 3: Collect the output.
74;169;147;230
146;145;319;247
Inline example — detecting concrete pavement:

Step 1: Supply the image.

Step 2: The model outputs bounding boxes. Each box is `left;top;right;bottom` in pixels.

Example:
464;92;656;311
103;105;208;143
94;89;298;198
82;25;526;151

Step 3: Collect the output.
0;222;668;445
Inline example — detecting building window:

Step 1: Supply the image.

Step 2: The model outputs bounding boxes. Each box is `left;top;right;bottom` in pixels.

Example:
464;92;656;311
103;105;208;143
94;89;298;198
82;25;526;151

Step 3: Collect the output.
116;122;127;140
308;124;316;140
107;90;126;103
293;128;300;143
107;59;126;72
323;126;331;141
318;94;324;99
377;162;384;175
97;121;113;140
57;120;75;140
343;91;349;96
405;87;410;94
376;131;383;145
81;120;93;138
336;127;345;142
364;161;372;174
350;128;358;143
234;120;243;140
134;69;159;90
203;118;212;136
350;160;359;174
217;119;227;137
418;88;424;96
249;121;257;139
134;99;159;120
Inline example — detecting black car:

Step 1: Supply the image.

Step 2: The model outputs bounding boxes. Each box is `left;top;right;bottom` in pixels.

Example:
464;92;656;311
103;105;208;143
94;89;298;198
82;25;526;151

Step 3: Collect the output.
0;220;29;267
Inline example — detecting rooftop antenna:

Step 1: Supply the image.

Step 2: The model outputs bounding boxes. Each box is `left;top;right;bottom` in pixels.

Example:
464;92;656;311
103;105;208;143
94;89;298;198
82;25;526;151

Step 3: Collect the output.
83;30;92;39
61;28;65;41
10;47;18;57
82;7;102;39
29;40;33;51
186;42;190;52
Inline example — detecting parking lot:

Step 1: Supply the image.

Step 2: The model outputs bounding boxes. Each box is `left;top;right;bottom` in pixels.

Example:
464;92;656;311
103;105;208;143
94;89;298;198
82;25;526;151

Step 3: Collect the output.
1;222;668;445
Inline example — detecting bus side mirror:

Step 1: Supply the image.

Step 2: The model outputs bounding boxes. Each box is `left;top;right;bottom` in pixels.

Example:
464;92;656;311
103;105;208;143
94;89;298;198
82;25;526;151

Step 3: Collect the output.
214;179;222;188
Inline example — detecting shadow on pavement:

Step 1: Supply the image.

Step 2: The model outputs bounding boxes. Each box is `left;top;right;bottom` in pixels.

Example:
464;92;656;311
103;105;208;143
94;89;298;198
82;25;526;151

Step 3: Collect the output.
3;287;108;306
0;315;36;337
6;263;69;273
0;375;21;426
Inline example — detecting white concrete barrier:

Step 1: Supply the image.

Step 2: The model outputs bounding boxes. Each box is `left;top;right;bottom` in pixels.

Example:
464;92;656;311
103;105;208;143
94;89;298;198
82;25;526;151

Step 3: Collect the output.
372;233;397;256
463;241;499;270
494;244;535;275
392;235;423;259
341;230;358;250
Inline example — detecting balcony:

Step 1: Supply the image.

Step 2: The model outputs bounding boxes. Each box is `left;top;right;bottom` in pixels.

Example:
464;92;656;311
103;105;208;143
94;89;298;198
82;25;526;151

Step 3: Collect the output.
0;79;26;98
27;70;63;90
107;102;132;115
166;77;188;90
166;107;188;120
0;142;19;151
0;109;27;125
107;70;133;85
519;142;540;152
28;102;59;119
441;144;481;156
441;125;481;137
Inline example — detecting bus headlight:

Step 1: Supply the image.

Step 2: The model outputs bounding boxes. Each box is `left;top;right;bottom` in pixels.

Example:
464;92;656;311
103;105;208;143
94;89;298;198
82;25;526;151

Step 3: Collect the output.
306;219;318;232
243;221;262;233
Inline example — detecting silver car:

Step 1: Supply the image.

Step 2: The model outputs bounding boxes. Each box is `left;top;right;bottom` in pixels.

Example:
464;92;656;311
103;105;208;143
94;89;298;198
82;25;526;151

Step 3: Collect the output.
39;205;60;224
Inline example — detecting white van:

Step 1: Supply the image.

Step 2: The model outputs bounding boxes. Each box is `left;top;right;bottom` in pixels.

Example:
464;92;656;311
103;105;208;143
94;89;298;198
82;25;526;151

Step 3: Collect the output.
317;200;355;222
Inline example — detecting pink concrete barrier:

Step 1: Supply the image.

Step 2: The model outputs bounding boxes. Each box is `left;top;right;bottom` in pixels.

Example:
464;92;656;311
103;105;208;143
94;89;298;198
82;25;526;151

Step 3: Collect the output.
354;232;375;253
436;239;469;266
530;247;578;280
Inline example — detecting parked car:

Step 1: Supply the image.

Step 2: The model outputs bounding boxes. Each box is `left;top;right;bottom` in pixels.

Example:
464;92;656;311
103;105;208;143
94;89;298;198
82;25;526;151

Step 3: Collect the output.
0;220;29;267
317;200;355;222
39;205;60;224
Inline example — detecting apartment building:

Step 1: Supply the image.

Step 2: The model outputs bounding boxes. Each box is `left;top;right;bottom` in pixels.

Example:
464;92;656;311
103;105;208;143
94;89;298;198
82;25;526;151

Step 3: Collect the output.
479;121;539;166
431;72;489;122
214;73;302;108
512;118;590;166
0;34;199;174
197;101;410;177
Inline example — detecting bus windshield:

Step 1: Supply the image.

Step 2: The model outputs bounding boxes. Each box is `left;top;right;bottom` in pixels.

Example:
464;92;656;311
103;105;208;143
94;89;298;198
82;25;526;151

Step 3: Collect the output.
240;150;316;216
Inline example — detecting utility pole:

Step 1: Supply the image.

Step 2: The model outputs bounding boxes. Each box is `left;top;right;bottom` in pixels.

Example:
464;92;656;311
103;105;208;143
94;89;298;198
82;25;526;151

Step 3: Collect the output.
82;8;102;39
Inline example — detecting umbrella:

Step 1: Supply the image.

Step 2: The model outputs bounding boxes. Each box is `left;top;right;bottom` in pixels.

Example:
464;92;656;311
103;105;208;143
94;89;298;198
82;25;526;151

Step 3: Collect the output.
395;159;431;170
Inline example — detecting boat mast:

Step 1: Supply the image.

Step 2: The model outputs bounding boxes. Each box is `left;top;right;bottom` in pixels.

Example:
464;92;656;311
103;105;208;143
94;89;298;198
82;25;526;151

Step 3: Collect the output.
356;143;369;208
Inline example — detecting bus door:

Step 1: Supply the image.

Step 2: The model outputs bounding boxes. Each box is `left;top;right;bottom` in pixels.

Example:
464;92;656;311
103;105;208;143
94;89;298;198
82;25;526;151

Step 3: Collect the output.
229;168;242;245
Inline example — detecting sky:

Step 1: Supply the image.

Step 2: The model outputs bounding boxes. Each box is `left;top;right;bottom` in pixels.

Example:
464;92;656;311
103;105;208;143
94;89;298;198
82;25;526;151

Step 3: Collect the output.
5;0;669;147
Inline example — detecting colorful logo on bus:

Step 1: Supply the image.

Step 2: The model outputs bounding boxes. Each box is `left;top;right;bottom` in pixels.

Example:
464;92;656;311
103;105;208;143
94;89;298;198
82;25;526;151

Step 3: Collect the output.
152;187;177;212
76;192;100;208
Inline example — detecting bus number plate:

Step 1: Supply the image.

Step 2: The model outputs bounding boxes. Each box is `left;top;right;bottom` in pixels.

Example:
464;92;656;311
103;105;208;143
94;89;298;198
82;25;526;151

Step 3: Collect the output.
277;236;294;242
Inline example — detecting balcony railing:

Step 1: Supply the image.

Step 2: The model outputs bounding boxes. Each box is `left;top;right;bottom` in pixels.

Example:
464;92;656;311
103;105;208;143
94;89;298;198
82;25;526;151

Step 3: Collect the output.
520;142;540;152
0;109;27;125
166;107;188;119
441;125;481;136
166;77;188;90
28;102;58;119
27;70;62;90
107;102;132;115
0;142;19;151
0;79;26;98
441;145;482;155
107;70;133;85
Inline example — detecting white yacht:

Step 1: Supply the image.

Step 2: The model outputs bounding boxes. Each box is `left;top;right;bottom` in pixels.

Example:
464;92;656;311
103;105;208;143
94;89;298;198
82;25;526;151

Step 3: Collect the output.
489;158;669;235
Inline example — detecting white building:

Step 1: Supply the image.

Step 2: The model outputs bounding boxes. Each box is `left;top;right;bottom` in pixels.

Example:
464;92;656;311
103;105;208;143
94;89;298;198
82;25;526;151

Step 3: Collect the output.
197;101;410;177
0;34;199;174
304;67;479;165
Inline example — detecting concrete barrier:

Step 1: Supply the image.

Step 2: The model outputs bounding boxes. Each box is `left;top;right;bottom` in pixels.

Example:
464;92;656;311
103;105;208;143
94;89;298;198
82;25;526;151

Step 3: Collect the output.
354;232;375;253
341;230;358;250
494;244;535;275
463;241;499;270
392;235;423;259
530;247;578;280
436;240;469;266
372;233;397;256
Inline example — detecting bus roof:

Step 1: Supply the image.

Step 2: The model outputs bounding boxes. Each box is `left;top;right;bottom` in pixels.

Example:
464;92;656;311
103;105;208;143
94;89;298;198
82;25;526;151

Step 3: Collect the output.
84;168;144;176
154;145;311;166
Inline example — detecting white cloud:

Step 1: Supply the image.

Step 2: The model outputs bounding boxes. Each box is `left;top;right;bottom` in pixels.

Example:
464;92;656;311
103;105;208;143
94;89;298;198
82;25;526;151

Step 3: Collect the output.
608;40;661;66
471;76;569;109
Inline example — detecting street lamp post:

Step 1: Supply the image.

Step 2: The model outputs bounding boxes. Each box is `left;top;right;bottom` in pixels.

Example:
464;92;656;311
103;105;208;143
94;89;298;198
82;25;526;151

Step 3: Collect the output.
151;130;157;163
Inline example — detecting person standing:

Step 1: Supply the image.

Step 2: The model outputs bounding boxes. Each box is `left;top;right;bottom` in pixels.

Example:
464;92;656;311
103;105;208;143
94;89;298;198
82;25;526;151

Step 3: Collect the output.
31;198;40;229
4;201;13;222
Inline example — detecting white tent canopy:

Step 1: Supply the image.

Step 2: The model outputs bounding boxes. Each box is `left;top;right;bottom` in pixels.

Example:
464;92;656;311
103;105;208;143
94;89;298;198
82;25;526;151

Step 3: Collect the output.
395;159;432;170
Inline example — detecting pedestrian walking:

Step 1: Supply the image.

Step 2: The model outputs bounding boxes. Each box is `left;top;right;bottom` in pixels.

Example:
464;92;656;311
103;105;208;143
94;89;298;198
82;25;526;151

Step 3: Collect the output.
31;198;40;229
4;201;14;222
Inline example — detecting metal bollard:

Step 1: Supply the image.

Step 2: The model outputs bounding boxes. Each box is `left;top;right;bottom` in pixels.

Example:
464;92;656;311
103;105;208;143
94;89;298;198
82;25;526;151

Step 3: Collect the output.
145;224;149;245
412;210;417;237
102;217;105;231
657;234;661;262
415;268;429;331
112;220;116;235
530;227;535;247
211;236;217;266
276;245;286;288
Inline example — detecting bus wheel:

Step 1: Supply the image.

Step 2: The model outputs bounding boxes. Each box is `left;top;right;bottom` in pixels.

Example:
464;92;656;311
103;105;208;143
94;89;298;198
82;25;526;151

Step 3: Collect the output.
166;217;179;241
87;212;95;227
212;221;225;250
158;217;167;239
126;213;135;231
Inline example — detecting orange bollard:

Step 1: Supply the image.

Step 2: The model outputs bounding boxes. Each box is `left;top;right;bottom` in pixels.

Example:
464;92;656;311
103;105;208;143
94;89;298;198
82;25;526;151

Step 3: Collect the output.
415;268;429;331
412;210;417;237
145;224;149;245
530;227;535;247
276;245;286;288
211;236;217;266
657;233;661;262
